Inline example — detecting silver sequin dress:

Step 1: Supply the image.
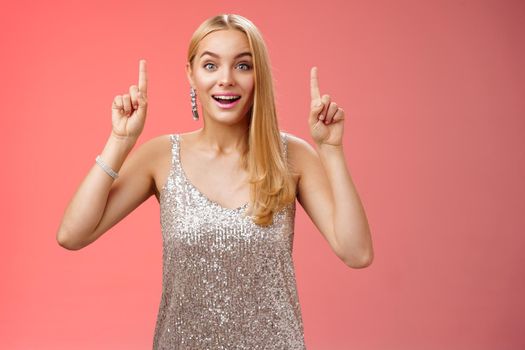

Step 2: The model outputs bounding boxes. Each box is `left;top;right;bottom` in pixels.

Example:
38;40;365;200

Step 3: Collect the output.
153;132;306;349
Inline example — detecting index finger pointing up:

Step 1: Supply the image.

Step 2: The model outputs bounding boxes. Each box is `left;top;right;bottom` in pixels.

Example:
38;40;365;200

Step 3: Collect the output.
138;59;148;94
310;66;320;101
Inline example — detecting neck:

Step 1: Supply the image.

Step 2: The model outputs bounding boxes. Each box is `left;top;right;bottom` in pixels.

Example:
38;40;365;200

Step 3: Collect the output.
196;116;250;156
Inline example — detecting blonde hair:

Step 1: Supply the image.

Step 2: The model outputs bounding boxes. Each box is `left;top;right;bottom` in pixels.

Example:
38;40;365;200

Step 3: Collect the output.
187;14;296;226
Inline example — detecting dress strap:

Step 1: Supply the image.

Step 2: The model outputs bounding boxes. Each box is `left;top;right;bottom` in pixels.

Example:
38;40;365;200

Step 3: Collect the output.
281;131;289;160
168;134;178;170
172;133;180;162
172;133;185;180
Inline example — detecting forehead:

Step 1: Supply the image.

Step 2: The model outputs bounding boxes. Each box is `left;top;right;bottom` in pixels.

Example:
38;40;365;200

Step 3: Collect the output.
196;29;251;58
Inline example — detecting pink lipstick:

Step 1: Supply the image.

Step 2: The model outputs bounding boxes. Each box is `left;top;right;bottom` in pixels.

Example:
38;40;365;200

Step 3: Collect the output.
212;94;241;109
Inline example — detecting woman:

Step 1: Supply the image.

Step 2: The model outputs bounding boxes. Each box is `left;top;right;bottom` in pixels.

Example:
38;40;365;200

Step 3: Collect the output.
57;14;373;349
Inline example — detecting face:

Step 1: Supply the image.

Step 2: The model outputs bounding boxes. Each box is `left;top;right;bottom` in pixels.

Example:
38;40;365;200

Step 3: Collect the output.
186;29;255;125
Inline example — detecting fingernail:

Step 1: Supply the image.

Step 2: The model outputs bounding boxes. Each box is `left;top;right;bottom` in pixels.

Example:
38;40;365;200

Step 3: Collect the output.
319;114;325;120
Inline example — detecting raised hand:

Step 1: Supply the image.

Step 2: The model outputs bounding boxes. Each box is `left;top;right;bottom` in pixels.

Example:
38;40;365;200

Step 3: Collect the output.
308;67;345;146
111;59;148;141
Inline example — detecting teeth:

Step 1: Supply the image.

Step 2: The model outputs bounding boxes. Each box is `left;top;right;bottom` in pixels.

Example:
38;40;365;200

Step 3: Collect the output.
214;95;240;100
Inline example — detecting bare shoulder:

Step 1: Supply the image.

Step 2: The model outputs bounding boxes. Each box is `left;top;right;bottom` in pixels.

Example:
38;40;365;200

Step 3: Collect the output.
139;133;172;159
283;131;317;179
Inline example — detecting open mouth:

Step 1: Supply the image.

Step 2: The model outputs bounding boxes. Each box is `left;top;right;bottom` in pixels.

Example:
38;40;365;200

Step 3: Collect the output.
212;95;241;104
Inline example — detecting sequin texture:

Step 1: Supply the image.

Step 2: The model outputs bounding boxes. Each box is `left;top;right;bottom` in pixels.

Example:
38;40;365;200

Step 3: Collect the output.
153;132;306;349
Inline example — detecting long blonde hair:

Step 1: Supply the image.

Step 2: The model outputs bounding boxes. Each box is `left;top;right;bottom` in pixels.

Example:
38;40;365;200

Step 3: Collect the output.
187;14;296;226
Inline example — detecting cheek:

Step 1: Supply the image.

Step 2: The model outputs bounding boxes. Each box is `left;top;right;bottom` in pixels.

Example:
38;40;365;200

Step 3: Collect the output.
245;79;255;97
236;72;254;90
194;73;215;90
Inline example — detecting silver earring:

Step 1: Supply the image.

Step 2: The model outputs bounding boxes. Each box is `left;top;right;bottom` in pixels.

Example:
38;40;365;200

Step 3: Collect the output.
190;87;199;121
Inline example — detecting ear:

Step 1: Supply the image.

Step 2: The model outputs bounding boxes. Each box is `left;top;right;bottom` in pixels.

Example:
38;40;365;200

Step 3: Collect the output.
185;62;195;88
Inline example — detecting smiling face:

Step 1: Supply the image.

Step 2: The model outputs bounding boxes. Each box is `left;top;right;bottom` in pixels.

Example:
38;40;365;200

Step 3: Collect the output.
186;29;255;125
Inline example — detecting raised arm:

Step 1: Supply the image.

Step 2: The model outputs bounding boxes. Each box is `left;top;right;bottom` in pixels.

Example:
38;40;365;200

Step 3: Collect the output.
56;59;152;250
291;67;373;268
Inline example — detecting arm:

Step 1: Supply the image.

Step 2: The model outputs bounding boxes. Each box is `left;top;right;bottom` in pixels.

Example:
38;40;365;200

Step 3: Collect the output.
292;67;373;268
56;59;153;250
290;136;373;268
317;143;373;267
56;134;157;250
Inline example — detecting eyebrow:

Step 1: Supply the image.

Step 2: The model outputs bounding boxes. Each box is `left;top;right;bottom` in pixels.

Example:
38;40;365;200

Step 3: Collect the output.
199;51;252;59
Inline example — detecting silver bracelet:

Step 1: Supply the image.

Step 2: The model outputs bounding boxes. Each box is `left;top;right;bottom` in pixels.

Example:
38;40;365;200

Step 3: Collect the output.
95;155;119;179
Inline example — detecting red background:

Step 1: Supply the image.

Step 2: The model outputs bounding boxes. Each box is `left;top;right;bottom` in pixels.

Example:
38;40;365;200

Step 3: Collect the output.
1;0;524;349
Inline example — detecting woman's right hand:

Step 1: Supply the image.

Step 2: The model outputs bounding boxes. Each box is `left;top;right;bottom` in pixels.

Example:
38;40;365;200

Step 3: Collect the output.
111;59;148;142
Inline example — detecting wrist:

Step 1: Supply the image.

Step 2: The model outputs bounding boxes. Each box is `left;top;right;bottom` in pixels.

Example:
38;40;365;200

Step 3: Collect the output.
316;142;343;152
110;132;137;149
98;134;136;174
316;142;345;162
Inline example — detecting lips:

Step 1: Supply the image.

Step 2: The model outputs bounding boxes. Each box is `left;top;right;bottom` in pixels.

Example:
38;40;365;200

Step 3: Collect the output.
212;94;241;109
212;95;241;103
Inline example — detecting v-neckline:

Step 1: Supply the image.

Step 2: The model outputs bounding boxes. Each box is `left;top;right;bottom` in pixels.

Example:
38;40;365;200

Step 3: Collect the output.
175;134;250;212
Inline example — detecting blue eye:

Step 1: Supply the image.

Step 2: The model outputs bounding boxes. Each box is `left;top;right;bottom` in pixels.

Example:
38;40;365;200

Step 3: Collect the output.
203;62;252;71
237;63;252;70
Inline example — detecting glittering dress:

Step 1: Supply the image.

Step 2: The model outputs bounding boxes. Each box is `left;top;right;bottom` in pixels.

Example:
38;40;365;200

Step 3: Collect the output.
152;132;306;349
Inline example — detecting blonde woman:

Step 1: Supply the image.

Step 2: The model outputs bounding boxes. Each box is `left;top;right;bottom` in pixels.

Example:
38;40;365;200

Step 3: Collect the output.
57;14;373;349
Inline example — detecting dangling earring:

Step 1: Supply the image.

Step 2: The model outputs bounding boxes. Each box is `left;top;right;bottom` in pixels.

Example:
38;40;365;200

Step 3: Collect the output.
190;87;199;121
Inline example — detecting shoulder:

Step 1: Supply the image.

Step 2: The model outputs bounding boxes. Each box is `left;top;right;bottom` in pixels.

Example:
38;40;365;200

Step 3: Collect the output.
282;131;317;159
138;130;206;160
280;131;318;177
141;133;173;153
133;134;172;161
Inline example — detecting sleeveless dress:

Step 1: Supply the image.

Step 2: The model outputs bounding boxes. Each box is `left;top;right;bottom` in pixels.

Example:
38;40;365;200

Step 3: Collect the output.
153;132;306;350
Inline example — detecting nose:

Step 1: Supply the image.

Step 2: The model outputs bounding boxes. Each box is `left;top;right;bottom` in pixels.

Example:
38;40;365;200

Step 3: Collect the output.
218;68;235;86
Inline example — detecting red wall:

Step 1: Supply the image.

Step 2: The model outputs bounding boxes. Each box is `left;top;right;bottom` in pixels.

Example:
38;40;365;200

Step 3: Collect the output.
1;0;524;349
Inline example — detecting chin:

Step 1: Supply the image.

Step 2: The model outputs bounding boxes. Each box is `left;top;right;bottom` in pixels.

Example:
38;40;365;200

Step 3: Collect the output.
205;108;252;125
212;114;249;125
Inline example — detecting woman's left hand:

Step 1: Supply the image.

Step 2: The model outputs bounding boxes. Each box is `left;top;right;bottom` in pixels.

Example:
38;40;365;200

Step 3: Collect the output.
308;67;346;147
